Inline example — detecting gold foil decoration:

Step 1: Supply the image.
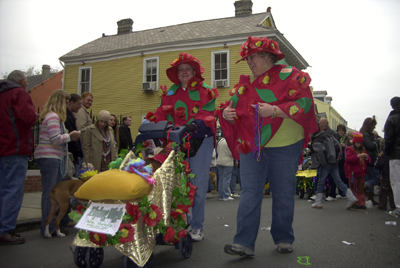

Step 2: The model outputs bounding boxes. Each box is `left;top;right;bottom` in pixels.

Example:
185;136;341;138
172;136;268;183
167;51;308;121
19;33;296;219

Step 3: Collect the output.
71;150;184;267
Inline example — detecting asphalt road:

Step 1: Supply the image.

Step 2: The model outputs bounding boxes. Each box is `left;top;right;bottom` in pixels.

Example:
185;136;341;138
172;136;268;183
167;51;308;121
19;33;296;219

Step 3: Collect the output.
1;193;399;268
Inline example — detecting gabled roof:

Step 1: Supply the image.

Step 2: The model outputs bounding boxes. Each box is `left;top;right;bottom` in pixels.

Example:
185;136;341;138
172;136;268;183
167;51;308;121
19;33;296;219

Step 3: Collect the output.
60;11;309;70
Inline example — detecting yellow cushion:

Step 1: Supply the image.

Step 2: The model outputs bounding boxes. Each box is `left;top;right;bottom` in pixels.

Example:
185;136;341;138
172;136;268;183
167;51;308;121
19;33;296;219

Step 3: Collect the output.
74;169;151;201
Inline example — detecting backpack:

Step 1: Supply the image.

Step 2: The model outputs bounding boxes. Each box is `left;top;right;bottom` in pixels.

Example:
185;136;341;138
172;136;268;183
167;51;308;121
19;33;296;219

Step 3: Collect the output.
324;136;341;165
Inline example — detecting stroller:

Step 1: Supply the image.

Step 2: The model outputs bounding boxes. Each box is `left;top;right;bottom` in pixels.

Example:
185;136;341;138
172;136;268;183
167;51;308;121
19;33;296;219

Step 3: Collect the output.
71;121;194;268
296;155;316;199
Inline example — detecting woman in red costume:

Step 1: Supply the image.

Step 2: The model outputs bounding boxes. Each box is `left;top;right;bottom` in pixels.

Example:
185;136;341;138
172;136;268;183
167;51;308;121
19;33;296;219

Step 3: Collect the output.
146;53;218;242
221;36;318;256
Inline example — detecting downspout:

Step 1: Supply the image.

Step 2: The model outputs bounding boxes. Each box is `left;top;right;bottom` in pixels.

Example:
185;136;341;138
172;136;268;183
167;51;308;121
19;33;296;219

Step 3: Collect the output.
59;60;65;91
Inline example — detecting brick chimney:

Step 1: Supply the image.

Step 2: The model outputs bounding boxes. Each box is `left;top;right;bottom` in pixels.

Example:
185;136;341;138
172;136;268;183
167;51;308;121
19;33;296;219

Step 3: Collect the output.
234;0;253;17
117;19;133;35
42;64;50;80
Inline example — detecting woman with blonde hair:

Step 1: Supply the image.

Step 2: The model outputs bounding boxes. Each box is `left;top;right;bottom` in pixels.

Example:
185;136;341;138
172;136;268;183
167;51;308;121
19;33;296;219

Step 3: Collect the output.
34;89;81;237
109;113;120;148
82;110;118;172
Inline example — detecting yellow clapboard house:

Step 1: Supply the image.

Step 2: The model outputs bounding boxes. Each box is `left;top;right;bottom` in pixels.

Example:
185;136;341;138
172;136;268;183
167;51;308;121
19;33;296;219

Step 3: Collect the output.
59;1;310;134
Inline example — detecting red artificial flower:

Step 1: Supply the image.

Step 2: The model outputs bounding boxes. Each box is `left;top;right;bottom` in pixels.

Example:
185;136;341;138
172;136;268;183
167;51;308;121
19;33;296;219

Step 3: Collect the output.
187;182;197;198
182;160;191;175
235;85;249;98
182;141;191;151
247;99;259;117
190;102;202;117
171;204;190;220
159;85;168;98
144;204;162;227
187;77;203;90
77;205;86;215
287;87;301;98
229;86;237;96
163;227;176;243
176;107;186;118
292;71;311;90
146;111;157;122
285;102;305;120
172;229;188;245
89;232;107;246
125;203;141;225
259;73;276;86
207;88;220;99
118;223;135;244
162;105;174;115
268;39;281;54
142;140;150;148
237;139;252;155
204;115;215;128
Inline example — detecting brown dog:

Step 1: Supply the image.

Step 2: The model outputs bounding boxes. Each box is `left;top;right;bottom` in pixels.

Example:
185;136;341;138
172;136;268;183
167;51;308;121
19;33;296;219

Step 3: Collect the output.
44;179;87;237
210;171;217;193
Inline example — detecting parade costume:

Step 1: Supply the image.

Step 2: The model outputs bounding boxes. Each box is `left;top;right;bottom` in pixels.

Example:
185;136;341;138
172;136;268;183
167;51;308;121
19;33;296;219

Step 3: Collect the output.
147;53;218;238
220;36;318;255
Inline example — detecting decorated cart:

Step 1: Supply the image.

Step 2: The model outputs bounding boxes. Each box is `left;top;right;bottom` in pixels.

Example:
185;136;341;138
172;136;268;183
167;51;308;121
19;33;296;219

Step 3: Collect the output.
296;155;316;199
69;121;195;268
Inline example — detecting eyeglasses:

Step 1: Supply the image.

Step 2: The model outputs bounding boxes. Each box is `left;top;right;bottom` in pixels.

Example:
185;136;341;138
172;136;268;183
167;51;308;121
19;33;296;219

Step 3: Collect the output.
178;67;193;73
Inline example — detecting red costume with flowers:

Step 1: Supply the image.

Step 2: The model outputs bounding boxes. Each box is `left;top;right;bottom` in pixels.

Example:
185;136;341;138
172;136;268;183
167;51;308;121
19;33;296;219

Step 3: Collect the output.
147;53;218;140
218;37;318;159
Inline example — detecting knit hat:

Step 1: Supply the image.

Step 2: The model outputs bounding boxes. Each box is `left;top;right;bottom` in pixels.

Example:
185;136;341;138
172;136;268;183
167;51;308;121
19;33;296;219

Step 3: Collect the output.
166;53;205;84
97;110;111;122
236;36;285;64
390;96;400;110
352;132;363;144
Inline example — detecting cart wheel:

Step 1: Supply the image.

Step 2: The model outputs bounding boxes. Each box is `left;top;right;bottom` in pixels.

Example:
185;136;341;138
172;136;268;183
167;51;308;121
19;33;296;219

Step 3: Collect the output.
299;189;305;199
124;254;154;268
179;234;193;258
74;246;88;268
86;247;104;268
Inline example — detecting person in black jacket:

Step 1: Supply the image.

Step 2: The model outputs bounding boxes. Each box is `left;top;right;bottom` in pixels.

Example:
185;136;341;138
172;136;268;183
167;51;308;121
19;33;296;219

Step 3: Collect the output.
384;96;400;216
360;116;380;205
65;94;83;177
376;139;395;210
119;115;133;152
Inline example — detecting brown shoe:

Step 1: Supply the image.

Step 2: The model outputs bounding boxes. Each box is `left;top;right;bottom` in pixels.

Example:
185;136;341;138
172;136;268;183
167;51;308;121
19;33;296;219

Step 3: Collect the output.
0;233;25;245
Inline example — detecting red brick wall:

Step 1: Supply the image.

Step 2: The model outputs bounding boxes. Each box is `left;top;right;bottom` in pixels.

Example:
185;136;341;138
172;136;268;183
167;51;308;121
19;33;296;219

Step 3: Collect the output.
25;171;42;193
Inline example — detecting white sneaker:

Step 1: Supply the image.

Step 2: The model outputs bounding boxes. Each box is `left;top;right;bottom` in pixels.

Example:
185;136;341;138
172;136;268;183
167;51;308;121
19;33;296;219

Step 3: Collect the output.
231;193;241;198
310;195;316;200
190;229;204;242
219;197;234;201
336;194;346;199
325;196;337;201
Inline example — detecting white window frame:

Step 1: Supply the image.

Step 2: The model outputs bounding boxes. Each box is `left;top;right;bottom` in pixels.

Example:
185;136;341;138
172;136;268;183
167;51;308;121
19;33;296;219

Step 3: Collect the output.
142;56;159;85
77;66;92;94
211;50;230;88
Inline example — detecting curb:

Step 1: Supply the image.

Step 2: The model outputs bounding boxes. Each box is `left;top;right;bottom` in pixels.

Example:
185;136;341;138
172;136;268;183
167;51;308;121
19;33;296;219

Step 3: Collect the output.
16;219;41;233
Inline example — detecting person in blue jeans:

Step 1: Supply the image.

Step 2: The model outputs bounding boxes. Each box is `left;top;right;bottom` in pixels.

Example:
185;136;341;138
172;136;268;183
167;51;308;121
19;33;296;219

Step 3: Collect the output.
310;126;358;210
230;159;241;197
217;137;234;201
0;70;37;245
220;36;318;256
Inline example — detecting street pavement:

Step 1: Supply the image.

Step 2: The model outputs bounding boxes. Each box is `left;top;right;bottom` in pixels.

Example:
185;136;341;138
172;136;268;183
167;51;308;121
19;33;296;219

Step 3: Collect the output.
2;190;400;268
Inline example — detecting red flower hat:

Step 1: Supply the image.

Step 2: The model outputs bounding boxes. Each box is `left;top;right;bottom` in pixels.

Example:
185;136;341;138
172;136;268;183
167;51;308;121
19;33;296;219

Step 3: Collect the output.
236;36;285;64
166;53;205;85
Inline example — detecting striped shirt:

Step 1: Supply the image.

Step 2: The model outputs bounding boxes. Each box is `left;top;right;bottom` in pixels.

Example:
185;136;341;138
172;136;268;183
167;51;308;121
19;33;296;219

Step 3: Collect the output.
34;112;70;160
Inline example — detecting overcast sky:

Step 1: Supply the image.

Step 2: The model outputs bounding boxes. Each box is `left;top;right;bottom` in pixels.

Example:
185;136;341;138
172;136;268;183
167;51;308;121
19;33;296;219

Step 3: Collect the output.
1;0;399;136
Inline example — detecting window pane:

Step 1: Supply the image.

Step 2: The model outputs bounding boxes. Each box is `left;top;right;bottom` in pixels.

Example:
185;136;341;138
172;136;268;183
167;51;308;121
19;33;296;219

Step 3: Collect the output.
221;53;227;63
215;71;220;80
222;70;227;79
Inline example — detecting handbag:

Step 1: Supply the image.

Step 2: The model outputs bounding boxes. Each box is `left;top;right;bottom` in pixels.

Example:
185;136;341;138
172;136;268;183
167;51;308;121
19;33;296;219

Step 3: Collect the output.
63;152;76;180
181;137;204;158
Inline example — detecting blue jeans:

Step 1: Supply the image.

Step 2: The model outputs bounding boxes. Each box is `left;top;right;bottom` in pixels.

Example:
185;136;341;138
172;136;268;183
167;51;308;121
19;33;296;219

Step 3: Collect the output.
231;166;240;193
74;156;83;178
37;158;64;235
217;165;233;199
0;155;28;235
316;164;348;194
233;140;303;250
188;136;214;230
364;166;380;193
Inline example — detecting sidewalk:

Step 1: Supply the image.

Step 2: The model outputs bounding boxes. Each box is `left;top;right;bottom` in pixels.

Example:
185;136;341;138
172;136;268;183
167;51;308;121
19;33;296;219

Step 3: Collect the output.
15;191;219;233
16;192;42;233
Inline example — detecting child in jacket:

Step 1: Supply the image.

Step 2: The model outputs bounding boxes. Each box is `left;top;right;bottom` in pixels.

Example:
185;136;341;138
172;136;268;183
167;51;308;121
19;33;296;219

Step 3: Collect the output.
345;132;370;209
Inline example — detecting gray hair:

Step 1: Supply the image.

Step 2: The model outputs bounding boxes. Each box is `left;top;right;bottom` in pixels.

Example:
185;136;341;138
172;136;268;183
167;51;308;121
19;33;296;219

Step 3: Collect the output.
7;70;27;84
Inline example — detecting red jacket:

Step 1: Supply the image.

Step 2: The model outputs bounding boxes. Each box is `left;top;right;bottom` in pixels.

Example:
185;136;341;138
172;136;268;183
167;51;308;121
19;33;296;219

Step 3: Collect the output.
345;146;370;178
0;81;37;156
